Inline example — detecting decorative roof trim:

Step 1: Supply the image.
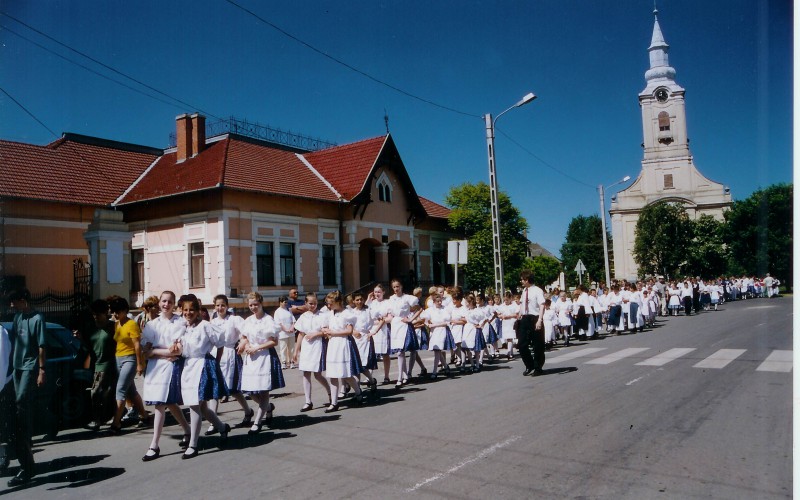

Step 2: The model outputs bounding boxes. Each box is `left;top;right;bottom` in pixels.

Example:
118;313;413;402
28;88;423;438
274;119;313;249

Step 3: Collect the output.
296;153;343;200
356;134;389;195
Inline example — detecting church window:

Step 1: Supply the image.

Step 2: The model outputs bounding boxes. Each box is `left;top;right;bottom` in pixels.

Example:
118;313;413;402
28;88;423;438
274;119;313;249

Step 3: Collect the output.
664;174;674;189
376;173;393;203
658;112;671;131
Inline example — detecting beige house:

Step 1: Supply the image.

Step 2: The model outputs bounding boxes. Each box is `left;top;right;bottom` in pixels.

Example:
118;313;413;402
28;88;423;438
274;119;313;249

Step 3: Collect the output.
1;114;456;312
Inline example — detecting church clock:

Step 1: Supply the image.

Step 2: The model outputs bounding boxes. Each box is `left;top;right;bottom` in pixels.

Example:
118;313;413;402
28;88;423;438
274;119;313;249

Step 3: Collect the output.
655;88;669;102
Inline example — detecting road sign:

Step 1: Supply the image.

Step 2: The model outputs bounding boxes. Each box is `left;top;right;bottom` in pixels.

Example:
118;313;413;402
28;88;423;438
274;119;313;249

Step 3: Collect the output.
574;259;586;274
447;240;468;265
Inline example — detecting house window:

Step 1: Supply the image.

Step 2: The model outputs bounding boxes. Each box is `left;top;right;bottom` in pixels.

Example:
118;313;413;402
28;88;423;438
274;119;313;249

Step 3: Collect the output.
131;249;144;292
377;178;392;202
280;243;295;286
189;242;204;288
664;174;674;189
322;245;337;286
658;112;671;131
256;242;275;286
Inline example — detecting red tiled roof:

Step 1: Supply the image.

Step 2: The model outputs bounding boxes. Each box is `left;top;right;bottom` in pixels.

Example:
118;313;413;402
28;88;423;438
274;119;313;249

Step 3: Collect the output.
119;136;340;204
0;136;159;206
302;135;387;200
419;197;451;219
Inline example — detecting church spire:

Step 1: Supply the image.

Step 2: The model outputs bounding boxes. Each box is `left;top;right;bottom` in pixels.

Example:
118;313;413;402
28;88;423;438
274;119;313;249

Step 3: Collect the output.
645;6;676;83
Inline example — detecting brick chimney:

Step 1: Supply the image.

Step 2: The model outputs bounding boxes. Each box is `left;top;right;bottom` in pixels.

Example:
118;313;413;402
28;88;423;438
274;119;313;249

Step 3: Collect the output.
176;113;193;162
190;113;206;157
175;113;206;162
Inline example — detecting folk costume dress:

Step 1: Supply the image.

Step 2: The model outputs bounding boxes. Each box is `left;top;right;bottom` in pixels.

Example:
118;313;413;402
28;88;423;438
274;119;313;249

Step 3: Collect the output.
324;310;363;378
387;294;420;353
462;308;487;352
141;315;185;406
425;306;454;351
210;314;245;394
241;314;285;393
449;304;467;346
482;304;499;345
499;302;519;342
296;310;328;373
369;299;391;356
352;307;379;371
179;320;229;405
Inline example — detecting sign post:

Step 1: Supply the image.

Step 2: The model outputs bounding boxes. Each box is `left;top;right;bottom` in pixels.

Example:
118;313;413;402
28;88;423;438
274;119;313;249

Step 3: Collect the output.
447;240;468;287
574;259;587;285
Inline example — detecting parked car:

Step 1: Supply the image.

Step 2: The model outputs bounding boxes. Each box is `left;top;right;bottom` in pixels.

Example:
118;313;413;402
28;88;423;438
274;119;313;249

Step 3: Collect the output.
2;321;92;438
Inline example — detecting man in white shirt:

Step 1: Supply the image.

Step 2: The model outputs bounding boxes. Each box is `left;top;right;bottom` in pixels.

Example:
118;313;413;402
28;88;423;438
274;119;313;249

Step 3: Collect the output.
518;270;546;376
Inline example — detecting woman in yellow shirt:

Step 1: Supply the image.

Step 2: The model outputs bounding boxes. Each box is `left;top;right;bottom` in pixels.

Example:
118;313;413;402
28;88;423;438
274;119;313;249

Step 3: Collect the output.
109;296;147;434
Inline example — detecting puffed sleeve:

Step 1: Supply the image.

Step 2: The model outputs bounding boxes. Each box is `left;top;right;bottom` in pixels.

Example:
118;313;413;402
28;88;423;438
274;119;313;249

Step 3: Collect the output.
205;321;226;349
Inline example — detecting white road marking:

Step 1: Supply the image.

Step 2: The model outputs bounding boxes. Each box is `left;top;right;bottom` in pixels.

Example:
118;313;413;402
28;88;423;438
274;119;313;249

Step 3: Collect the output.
636;348;696;366
585;347;650;365
405;435;521;492
547;347;607;363
755;350;793;372
693;349;747;369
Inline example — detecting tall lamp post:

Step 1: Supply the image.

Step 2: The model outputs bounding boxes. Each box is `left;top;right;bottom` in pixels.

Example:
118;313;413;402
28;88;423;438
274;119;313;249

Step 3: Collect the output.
485;92;537;296
599;175;631;287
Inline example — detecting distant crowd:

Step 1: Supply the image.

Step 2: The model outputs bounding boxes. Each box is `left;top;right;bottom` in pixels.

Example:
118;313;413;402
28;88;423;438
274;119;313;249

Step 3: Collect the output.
0;270;782;486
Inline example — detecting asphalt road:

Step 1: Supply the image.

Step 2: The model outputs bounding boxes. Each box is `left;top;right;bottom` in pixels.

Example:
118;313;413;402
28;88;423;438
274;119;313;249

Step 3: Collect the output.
1;296;792;499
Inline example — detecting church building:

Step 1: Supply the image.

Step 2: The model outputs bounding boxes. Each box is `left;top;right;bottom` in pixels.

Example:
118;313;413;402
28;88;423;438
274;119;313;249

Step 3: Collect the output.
610;8;732;280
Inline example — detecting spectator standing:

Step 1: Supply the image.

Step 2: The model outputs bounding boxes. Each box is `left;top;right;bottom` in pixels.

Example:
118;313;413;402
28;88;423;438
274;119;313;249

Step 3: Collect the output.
86;299;118;431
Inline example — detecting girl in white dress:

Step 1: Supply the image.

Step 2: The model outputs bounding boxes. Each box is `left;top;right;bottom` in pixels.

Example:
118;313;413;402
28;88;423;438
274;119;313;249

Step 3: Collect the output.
140;291;191;462
273;296;296;369
386;279;421;388
424;293;454;379
488;294;503;358
461;294;487;372
498;291;519;359
172;296;230;459
350;291;382;390
206;294;253;436
668;283;682;315
407;287;428;378
321;291;364;412
239;292;285;434
554;292;573;346
448;290;467;372
367;284;392;385
542;299;556;345
294;293;331;412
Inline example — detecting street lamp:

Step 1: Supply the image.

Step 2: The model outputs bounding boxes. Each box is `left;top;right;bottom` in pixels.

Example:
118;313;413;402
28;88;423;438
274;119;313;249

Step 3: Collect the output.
599;175;631;287
485;92;537;296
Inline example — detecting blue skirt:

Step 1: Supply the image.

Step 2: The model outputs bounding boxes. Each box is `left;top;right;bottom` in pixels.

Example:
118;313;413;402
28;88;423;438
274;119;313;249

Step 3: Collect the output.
146;357;184;406
496;320;503;339
391;323;419;353
473;328;487;352
269;347;286;390
347;336;364;376
442;327;456;351
418;326;429;351
229;353;243;394
362;337;378;371
198;354;229;402
320;338;328;372
487;323;499;344
608;305;622;325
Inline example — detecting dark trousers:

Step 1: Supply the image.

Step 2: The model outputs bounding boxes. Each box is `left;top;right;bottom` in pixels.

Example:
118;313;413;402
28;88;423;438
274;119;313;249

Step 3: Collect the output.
519;315;545;372
0;382;14;446
682;296;693;316
13;370;36;473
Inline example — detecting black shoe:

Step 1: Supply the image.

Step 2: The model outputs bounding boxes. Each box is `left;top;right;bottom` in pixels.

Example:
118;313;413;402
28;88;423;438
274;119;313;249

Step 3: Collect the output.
532;370;544;377
182;447;198;460
218;424;231;449
108;425;122;436
236;408;255;428
324;403;340;413
523;369;533;376
354;394;365;406
265;403;275;427
381;378;391;386
179;434;190;449
419;369;428;377
300;402;313;412
204;424;218;436
7;470;32;487
248;423;263;435
141;447;160;462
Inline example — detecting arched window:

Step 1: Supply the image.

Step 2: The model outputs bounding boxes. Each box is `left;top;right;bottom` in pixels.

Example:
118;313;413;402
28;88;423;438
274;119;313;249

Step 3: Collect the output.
376;173;392;202
658;112;671;131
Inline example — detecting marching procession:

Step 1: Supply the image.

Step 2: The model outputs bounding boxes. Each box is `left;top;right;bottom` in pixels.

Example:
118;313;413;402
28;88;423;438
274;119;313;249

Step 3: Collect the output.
0;271;782;486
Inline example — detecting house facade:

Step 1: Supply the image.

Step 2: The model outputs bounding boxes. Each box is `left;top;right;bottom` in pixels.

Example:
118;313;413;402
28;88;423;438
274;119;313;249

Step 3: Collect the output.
1;114;456;311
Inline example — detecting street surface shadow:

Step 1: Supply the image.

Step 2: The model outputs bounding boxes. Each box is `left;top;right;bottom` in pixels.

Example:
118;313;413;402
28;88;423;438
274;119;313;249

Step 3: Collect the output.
539;367;578;376
269;413;341;431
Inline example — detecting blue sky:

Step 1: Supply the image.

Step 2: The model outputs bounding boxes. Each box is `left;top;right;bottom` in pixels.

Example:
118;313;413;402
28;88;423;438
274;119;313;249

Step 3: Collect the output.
0;0;792;256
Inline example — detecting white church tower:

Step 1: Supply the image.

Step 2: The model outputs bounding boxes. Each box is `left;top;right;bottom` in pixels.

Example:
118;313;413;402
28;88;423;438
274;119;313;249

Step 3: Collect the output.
610;7;732;280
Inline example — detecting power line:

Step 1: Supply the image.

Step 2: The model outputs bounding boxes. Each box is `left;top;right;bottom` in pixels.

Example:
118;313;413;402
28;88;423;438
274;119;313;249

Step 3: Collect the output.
1;24;185;112
0;11;224;121
223;0;481;119
0;86;57;138
497;129;596;189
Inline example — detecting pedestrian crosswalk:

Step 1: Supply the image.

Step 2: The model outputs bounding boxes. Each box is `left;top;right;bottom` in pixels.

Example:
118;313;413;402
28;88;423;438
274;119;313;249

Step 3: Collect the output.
547;347;792;372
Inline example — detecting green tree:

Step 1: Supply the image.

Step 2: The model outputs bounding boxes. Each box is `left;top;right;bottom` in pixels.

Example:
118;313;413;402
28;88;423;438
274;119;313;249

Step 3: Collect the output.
559;214;607;287
724;183;793;284
633;200;693;279
445;182;529;293
524;255;562;288
685;214;727;279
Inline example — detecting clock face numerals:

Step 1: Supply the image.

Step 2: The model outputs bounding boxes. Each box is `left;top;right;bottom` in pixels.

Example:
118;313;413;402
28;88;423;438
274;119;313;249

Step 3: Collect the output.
655;88;669;102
